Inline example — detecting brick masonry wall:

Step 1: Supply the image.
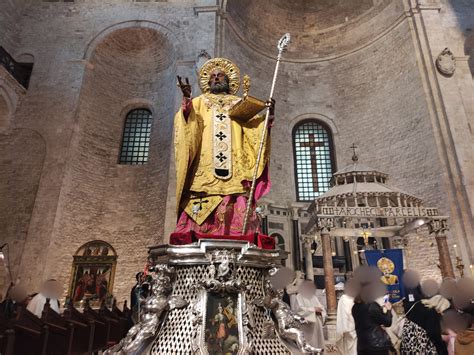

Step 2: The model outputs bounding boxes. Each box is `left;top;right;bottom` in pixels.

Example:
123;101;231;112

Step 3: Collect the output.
0;0;472;305
0;129;45;279
222;3;456;280
0;0;21;54
3;0;216;303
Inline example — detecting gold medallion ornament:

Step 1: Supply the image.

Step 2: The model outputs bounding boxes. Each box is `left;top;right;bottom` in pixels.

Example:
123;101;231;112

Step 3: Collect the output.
377;257;399;285
199;58;241;95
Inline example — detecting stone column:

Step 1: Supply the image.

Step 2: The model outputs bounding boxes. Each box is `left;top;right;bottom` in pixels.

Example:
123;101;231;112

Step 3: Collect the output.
318;218;337;342
302;235;315;281
429;219;455;279
261;215;268;235
257;204;269;235
343;237;353;272
291;207;302;271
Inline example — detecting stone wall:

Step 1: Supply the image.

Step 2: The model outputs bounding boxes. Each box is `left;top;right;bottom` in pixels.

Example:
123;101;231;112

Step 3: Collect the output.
0;0;22;53
4;0;216;303
222;0;460;280
41;27;177;303
0;0;472;305
0;128;45;278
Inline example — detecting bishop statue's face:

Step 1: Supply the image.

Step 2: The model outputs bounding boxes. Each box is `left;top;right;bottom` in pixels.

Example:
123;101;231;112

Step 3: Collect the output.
209;69;230;94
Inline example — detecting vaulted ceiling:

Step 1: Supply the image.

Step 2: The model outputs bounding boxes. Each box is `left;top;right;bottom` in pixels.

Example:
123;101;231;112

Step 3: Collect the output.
225;0;402;60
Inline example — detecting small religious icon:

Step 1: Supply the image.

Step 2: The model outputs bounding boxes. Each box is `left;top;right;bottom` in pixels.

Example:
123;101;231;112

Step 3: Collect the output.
205;294;239;354
377;257;399;285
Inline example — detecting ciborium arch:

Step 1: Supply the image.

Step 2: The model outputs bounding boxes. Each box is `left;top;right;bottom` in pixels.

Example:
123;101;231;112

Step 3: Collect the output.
302;151;455;339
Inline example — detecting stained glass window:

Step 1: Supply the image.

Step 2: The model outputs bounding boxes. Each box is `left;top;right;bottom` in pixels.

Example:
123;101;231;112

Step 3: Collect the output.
293;120;335;201
119;109;152;165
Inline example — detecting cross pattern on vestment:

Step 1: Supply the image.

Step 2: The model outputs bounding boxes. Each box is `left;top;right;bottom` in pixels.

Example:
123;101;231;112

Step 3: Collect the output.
216;132;227;141
299;133;325;192
216;113;226;121
215;152;227;162
193;198;209;211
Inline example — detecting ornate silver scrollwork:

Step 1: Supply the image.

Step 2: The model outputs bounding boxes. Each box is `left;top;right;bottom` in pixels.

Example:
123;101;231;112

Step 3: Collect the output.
199;249;248;294
254;279;323;354
189;249;254;355
105;265;188;355
190;286;205;355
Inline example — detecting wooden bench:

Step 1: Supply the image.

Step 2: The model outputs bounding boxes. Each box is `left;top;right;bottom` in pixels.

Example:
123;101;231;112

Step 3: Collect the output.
62;301;94;355
10;304;48;355
82;300;109;352
41;299;74;355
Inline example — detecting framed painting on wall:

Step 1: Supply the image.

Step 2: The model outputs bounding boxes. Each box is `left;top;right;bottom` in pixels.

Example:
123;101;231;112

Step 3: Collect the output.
68;240;117;308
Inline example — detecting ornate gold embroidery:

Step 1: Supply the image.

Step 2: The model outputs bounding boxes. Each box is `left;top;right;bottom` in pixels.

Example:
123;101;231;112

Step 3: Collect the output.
199;58;241;95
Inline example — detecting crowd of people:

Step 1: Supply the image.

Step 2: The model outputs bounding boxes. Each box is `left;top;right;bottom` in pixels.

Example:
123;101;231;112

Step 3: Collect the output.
124;265;474;355
2;269;474;355
335;266;474;355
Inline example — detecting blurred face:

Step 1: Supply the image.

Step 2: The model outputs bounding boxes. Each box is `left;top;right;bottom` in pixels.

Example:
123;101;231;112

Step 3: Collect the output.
9;285;28;303
421;279;440;298
439;278;456;299
41;280;63;299
403;269;421;289
299;280;316;297
361;281;387;303
344;279;360;298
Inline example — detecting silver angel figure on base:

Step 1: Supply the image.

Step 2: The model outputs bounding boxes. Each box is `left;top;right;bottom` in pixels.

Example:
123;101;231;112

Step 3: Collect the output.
255;282;323;354
105;265;188;355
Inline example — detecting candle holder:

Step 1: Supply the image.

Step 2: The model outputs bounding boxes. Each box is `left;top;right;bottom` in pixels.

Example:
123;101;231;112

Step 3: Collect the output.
455;256;465;277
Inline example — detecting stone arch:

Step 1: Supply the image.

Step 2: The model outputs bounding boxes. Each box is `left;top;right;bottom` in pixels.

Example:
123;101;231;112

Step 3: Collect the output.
288;113;339;136
224;0;401;62
45;25;179;304
119;98;157;123
83;20;181;62
16;53;35;63
270;232;286;251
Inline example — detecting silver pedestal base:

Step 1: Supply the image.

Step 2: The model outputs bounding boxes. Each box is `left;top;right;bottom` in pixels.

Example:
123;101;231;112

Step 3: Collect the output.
114;239;321;355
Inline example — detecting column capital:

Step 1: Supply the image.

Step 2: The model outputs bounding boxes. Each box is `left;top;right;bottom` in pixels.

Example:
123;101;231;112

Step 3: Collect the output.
301;234;315;246
317;217;335;233
290;207;300;220
428;219;449;235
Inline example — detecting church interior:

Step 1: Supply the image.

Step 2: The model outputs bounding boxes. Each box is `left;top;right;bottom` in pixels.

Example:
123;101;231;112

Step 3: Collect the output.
0;0;473;354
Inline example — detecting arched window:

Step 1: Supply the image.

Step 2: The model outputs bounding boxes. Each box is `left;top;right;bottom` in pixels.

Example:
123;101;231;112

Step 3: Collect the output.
271;233;286;251
293;120;335;201
119;108;152;164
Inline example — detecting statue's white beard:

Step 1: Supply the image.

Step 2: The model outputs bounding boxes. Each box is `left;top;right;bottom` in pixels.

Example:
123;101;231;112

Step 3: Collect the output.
210;81;230;94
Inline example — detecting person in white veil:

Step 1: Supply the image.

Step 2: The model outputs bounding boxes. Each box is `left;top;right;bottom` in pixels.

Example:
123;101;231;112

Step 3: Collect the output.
292;279;326;349
27;279;61;318
336;278;359;355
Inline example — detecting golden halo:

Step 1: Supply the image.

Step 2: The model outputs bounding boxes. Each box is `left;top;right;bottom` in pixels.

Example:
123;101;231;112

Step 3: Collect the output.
199;57;240;95
377;257;395;274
